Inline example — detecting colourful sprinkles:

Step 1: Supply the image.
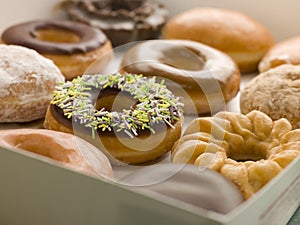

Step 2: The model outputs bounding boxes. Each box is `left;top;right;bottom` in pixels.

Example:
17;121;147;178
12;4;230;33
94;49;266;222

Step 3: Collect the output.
51;73;183;138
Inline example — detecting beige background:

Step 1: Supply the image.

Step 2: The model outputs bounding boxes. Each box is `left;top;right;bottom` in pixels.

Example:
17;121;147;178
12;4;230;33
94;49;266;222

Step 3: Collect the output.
0;0;299;42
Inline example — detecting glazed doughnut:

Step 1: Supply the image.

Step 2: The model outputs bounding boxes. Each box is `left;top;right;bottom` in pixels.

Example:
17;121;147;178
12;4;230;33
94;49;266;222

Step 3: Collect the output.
171;110;300;199
120;164;244;214
44;73;183;165
1;19;113;80
162;7;274;73
0;44;64;123
0;129;114;178
259;36;300;72
240;65;300;129
61;0;169;46
120;39;240;115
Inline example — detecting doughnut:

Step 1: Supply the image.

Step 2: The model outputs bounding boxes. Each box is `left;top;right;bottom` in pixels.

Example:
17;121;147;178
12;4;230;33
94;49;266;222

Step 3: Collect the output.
259;36;300;72
120;39;240;115
1;19;113;80
0;129;114;178
240;64;300;129
0;44;64;123
44;73;183;165
171;110;300;199
120;164;244;214
61;0;168;47
162;7;274;73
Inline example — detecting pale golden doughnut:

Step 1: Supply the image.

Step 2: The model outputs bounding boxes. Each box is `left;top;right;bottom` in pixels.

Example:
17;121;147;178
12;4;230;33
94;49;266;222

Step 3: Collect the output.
162;7;274;73
259;36;300;72
171;110;300;199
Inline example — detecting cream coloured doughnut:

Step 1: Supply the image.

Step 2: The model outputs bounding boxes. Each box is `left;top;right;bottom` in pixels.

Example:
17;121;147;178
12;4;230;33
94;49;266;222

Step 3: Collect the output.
0;44;64;123
1;19;113;80
120;39;240;114
162;7;274;73
0;129;114;178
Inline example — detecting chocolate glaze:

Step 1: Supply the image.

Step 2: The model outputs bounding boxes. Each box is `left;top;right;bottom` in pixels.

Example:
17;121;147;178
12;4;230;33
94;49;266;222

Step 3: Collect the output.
61;0;169;46
1;19;107;55
120;164;244;214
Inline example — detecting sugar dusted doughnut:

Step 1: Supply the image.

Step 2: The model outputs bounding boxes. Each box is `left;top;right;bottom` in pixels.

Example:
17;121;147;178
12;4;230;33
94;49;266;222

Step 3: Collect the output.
162;7;274;73
44;73;183;165
0;129;114;178
120;164;244;214
120;40;240;114
171;110;300;199
259;36;300;72
240;64;300;129
0;44;64;123
1;19;113;80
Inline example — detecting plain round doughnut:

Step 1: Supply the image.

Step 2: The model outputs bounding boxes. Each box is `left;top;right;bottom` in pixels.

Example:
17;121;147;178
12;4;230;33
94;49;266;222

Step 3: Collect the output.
1;19;113;80
120;40;240;114
44;73;183;165
0;129;114;178
259;36;300;72
240;64;300;129
162;7;274;73
120;164;244;214
0;44;64;123
171;110;300;199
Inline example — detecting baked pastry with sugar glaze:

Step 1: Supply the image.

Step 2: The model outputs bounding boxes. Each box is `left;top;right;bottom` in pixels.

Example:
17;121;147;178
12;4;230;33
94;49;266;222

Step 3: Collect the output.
0;44;64;123
240;64;300;129
0;129;114;178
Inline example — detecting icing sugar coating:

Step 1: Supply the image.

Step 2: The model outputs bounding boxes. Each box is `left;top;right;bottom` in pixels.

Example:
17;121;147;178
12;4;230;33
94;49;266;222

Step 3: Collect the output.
50;73;183;138
1;19;107;55
61;0;169;46
0;44;64;122
120;164;244;214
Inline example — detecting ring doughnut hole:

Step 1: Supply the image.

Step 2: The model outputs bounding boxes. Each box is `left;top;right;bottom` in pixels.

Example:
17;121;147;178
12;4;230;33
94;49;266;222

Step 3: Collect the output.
33;27;80;43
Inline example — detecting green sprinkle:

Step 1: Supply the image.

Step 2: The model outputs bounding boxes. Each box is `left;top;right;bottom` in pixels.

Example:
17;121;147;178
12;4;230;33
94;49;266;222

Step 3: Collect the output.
50;72;183;138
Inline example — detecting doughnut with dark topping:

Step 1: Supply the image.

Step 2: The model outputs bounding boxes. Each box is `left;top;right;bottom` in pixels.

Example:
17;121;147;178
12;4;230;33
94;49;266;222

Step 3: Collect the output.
44;73;183;165
61;0;169;46
1;19;113;80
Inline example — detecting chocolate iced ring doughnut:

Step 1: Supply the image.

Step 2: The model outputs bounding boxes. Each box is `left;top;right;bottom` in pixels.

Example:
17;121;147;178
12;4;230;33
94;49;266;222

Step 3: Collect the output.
120;40;240;115
44;73;183;165
1;19;112;80
61;0;169;46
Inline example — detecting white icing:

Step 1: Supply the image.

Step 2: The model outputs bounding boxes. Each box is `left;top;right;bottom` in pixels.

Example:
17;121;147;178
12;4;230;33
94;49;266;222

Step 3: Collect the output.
0;44;65;122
